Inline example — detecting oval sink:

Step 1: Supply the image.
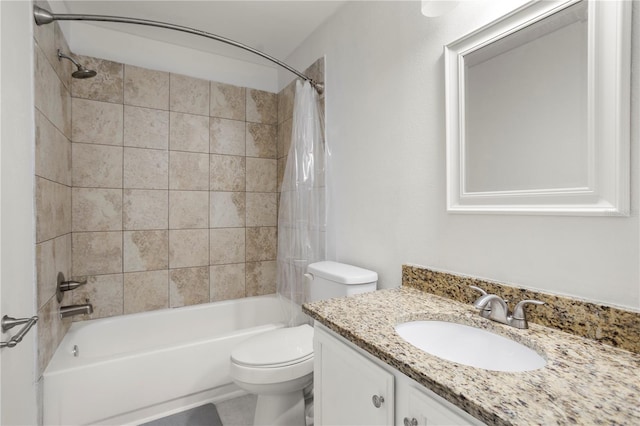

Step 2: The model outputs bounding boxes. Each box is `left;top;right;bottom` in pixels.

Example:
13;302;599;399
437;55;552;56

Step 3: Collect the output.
395;320;546;372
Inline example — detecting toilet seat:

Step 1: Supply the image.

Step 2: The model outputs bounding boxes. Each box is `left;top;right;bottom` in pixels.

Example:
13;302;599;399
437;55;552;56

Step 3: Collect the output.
231;324;313;368
230;324;314;385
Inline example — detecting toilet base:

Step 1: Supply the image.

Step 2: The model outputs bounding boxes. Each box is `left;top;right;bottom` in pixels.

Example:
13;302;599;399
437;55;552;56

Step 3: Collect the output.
254;391;305;426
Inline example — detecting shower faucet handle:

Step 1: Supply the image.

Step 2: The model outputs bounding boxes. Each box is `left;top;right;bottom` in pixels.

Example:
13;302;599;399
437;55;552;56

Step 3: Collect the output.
60;279;87;292
56;272;88;303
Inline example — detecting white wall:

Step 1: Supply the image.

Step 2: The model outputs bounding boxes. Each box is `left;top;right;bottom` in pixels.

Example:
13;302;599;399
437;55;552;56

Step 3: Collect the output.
0;1;38;423
282;0;640;309
61;23;279;92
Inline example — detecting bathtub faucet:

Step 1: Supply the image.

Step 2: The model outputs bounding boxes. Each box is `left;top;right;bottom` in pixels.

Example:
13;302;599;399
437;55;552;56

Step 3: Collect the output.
60;303;93;319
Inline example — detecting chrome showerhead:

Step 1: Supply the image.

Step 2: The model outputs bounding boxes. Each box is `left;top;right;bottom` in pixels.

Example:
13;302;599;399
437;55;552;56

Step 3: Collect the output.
57;50;97;79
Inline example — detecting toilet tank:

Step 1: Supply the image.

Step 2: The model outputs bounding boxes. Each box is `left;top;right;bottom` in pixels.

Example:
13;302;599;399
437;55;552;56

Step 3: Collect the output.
306;261;378;302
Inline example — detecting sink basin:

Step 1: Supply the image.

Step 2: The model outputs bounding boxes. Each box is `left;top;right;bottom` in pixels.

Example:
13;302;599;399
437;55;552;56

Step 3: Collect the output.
395;320;546;372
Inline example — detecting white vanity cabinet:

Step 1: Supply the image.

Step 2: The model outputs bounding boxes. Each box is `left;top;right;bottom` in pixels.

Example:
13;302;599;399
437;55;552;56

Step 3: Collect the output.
314;324;484;426
314;324;394;425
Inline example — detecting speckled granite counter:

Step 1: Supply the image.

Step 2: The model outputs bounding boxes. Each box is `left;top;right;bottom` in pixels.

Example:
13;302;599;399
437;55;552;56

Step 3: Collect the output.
303;287;640;425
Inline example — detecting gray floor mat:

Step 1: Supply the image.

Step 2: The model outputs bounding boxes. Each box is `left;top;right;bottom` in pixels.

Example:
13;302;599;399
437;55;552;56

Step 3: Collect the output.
140;403;222;426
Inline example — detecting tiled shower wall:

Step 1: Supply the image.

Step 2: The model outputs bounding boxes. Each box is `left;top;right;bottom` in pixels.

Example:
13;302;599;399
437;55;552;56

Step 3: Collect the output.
33;1;74;375
67;57;280;319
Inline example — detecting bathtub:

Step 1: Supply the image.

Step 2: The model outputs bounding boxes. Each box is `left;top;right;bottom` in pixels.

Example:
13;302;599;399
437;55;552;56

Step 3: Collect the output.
43;295;289;425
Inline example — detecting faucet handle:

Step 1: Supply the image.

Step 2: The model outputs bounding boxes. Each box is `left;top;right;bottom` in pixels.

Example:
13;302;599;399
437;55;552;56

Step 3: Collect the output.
511;299;545;329
469;286;492;318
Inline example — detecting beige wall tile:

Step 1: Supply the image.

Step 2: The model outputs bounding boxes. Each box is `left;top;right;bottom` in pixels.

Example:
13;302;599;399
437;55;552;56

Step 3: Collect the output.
210;82;245;120
247;89;277;124
246;227;277;262
123;189;168;230
71;273;124;320
277;118;293;159
246;123;277;159
246;261;277;297
124;147;169;189
169;151;209;190
34;44;71;138
246;158;277;192
36;177;71;243
72;98;123;145
72;231;122;276
277;81;295;126
72;188;122;232
169;191;209;229
123;230;169;272
210;191;245;228
277;157;287;192
123;270;168;314
210;154;245;191
124;65;169;110
170;74;209;116
124;106;169;150
35;110;71;185
210;264;245;301
36;234;71;310
246;192;277;227
33;12;72;92
304;57;325;85
72;143;123;188
210;118;245;156
169;267;209;308
36;239;56;310
170;112;209;153
210;228;245;265
37;295;71;376
169;229;209;268
71;56;124;103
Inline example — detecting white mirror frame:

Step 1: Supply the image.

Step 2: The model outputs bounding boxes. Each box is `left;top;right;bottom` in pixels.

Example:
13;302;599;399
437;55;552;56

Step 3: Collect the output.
445;0;631;215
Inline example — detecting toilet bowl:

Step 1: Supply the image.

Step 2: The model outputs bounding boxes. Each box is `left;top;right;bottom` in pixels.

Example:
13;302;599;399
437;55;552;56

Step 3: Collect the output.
230;324;314;426
229;261;378;426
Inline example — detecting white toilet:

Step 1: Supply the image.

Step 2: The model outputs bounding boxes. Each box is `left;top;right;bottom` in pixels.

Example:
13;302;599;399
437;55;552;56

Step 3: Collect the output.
229;261;378;426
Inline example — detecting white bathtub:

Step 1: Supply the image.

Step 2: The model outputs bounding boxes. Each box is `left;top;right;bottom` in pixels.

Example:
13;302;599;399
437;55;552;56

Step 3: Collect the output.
43;295;288;425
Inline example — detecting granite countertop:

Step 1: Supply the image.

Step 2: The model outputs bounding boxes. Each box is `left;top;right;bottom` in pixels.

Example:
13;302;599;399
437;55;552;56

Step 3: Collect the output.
303;287;640;425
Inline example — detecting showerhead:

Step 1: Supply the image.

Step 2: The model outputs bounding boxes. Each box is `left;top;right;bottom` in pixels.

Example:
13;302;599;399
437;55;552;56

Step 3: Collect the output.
72;67;98;79
57;50;97;79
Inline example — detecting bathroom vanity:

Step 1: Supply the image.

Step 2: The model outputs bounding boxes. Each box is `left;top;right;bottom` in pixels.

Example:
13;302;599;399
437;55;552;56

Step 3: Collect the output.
304;285;640;425
314;323;482;426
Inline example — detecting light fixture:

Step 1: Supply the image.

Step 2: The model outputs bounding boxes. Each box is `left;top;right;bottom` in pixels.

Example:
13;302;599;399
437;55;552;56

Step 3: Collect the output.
421;0;459;17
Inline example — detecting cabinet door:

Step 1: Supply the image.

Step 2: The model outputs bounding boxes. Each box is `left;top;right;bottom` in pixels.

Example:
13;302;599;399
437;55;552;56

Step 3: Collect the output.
405;386;479;426
315;329;394;426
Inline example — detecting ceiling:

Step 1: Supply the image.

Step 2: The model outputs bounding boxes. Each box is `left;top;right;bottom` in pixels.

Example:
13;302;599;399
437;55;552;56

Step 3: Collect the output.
48;1;346;67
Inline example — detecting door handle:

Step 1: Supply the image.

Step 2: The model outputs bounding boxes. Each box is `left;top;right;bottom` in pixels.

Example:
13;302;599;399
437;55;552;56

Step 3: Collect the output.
1;315;38;348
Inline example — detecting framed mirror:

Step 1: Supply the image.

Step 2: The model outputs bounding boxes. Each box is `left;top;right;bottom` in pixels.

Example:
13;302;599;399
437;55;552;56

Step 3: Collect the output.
445;0;631;215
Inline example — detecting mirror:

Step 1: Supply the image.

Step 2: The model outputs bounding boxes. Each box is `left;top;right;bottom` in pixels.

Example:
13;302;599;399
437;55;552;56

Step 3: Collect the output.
445;0;631;215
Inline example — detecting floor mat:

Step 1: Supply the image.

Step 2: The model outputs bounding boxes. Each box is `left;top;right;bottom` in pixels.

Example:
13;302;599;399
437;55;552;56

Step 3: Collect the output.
140;403;223;426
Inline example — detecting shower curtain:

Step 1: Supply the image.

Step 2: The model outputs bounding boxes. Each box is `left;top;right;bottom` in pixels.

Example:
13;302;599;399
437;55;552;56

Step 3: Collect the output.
277;80;327;326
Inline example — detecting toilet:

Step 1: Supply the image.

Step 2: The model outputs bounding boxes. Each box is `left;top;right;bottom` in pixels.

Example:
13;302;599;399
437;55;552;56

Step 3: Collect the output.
229;261;378;426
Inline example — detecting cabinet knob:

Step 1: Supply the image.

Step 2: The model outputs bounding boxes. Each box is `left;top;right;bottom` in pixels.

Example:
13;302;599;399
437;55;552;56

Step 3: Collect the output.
403;417;418;426
371;394;385;408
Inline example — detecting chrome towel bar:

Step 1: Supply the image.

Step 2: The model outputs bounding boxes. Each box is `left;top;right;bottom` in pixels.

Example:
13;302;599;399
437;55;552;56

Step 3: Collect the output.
1;315;38;349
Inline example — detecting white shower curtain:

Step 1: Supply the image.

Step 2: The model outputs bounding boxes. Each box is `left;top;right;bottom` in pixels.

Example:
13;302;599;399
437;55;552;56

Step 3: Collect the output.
277;80;327;326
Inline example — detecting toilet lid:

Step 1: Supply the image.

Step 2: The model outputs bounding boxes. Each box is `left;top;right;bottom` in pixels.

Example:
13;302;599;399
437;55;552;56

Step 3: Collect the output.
231;324;314;368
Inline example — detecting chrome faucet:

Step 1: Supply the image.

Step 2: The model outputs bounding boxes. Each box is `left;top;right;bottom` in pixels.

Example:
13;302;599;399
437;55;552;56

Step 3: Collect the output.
470;286;544;329
60;303;93;319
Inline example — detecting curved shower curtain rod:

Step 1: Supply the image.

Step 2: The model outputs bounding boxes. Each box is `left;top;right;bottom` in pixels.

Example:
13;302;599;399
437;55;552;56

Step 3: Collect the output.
33;5;324;94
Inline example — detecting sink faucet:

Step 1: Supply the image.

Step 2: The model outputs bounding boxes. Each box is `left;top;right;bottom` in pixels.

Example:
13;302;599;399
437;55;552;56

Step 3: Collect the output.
470;286;544;329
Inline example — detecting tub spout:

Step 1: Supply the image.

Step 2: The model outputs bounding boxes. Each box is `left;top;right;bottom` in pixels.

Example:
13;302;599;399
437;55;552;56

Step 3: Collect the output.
60;303;93;319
